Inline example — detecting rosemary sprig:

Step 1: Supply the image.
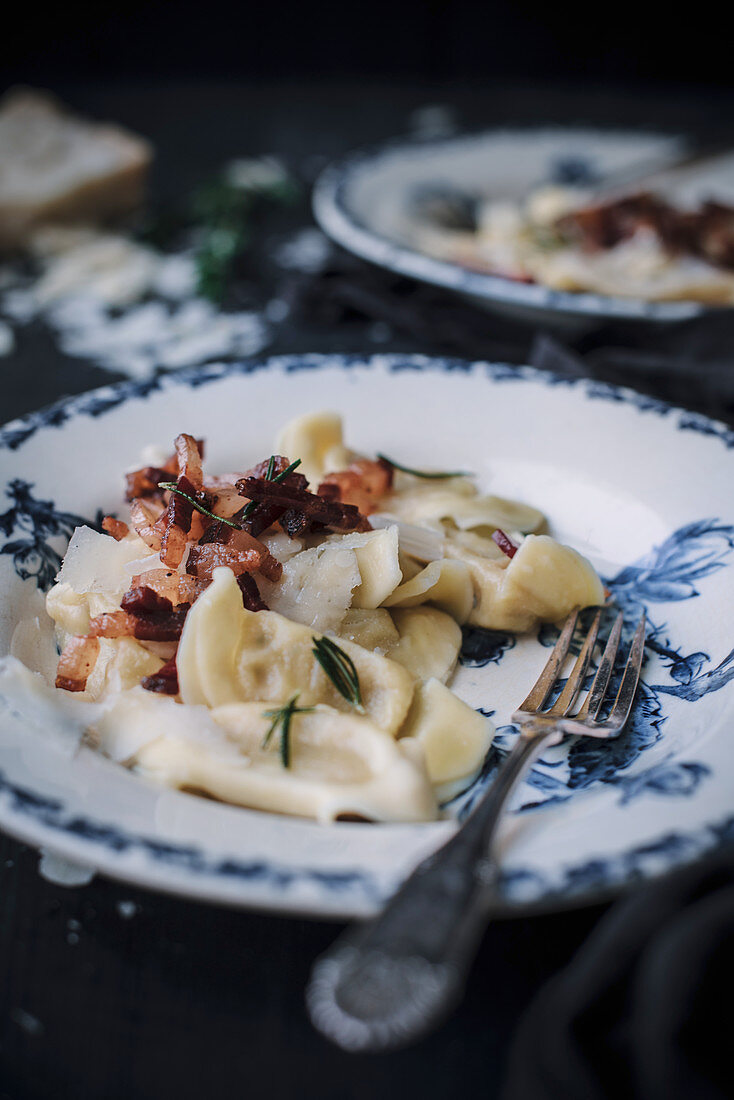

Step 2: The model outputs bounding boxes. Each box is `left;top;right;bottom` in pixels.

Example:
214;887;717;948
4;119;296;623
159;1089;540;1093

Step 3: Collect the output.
312;636;365;712
158;482;243;529
241;457;302;519
377;454;471;480
261;694;314;768
192;173;298;303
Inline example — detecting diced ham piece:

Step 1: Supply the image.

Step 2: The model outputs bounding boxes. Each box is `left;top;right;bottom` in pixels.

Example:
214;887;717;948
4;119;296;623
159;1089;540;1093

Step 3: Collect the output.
55;635;100;692
131;569;206;606
318;458;393;515
186;528;282;583
129;498;166;551
102;516;130;541
237;572;268;612
89;589;191;642
141;658;179;695
174;433;204;489
492;528;519;559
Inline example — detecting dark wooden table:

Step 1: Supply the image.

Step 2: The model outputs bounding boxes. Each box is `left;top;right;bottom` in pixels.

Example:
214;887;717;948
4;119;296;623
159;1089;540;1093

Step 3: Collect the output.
1;79;731;1100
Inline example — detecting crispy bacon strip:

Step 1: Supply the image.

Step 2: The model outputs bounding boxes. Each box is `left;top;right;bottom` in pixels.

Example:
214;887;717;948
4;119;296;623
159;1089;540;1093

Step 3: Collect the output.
236;477;370;534
280;509;310;537
235;457;310;536
492;528;518;559
237;572;268;612
141;658;179;695
102;516;130;541
55;635;100;692
318;458;393;515
120;587;176;614
158;475;214;569
175;434;204;489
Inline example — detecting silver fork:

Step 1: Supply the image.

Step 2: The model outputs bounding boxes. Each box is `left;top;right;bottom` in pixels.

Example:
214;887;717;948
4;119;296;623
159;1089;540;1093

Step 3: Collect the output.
306;607;646;1053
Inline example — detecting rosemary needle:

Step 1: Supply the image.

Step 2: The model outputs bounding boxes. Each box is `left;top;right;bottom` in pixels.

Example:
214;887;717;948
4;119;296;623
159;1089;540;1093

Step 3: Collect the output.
158;482;244;529
262;694;314;768
377;454;471;480
312;636;365;712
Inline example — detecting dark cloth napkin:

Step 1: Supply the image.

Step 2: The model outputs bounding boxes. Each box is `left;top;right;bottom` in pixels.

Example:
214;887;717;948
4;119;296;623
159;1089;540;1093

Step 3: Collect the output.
500;845;734;1100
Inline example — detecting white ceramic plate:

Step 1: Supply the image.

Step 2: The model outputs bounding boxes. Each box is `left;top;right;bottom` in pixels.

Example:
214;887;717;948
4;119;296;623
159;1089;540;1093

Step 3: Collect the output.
313;127;724;326
1;354;734;918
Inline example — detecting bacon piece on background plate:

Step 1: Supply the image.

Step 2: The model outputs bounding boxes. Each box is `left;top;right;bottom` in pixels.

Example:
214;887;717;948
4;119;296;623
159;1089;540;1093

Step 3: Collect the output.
235;456;310;536
55;635;100;692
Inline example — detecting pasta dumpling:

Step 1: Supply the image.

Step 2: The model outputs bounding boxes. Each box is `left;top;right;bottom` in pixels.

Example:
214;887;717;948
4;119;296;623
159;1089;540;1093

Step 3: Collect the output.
383;483;545;537
177;568;415;735
94;692;437;823
276;410;352;487
446;533;604;632
400;678;493;790
386;606;463;684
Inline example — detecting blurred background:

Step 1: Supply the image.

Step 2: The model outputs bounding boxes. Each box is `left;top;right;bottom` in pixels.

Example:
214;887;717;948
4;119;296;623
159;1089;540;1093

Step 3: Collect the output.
5;0;731;91
2;9;734;1100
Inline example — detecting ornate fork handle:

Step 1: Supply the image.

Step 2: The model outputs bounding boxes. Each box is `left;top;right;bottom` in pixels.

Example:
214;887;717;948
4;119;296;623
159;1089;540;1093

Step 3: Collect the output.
307;721;560;1053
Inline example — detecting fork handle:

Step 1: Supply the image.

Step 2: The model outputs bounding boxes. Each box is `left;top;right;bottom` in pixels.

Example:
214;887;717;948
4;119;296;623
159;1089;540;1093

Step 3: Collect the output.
307;723;560;1052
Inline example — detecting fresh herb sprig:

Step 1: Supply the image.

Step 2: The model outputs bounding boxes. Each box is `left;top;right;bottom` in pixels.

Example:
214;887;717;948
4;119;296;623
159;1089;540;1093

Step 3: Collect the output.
312;636;365;712
158;482;243;530
261;694;314;768
192;172;298;303
377;454;471;480
241;457;302;519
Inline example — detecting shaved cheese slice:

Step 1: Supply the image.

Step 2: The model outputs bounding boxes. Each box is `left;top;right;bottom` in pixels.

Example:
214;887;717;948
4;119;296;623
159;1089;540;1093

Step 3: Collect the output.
322;526;402;609
446;533;604;632
56;526;151;596
259;543;360;632
383;558;474;623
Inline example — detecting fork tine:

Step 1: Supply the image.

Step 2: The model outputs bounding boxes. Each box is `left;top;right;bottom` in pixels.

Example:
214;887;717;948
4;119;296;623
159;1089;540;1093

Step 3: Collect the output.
606;615;646;729
515;610;578;714
547;608;602;717
574;610;624;723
